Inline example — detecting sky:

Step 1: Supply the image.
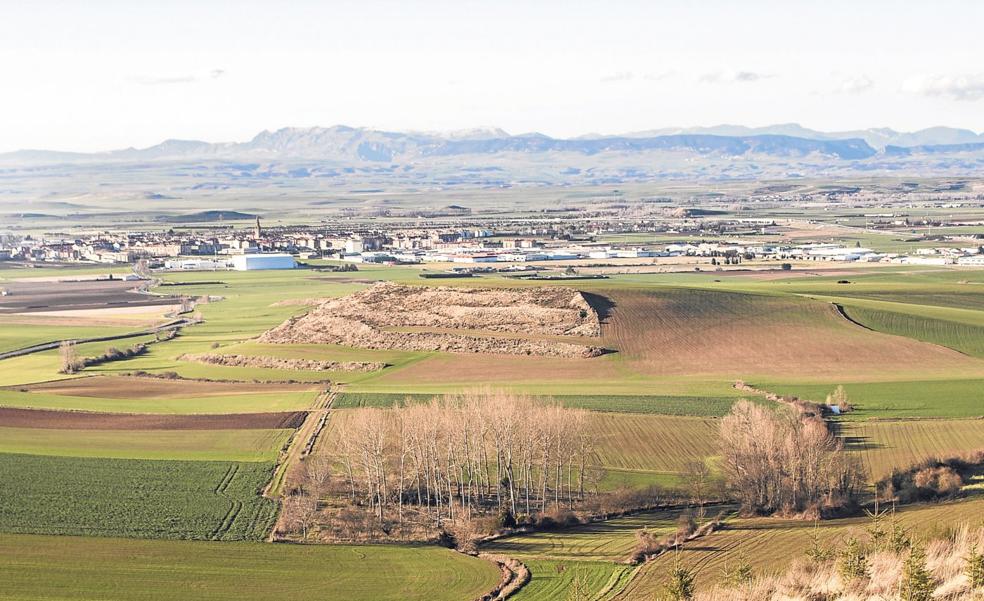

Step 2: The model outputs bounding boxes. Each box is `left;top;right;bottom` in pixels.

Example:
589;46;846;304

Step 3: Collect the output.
2;0;984;152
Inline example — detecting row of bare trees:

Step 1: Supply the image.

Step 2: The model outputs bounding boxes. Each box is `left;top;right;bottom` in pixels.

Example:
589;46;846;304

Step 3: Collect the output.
332;390;596;526
720;400;865;516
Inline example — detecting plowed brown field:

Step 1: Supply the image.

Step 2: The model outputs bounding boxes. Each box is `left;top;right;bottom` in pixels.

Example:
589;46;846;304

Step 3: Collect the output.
600;288;982;379
0;407;307;430
15;376;319;399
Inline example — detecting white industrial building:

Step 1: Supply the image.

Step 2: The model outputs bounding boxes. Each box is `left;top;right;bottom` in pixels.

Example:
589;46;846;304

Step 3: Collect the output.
230;253;297;271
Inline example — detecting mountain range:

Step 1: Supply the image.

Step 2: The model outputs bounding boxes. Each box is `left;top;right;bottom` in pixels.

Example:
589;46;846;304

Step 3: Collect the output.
3;124;984;166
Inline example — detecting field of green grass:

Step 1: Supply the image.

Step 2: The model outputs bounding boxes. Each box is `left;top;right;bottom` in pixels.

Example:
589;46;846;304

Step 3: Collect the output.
0;454;277;540
0;427;291;462
843;304;984;357
0;322;140;354
333;391;749;416
0;534;500;601
484;509;688;562
511;560;636;601
841;418;984;479
757;378;984;419
2;260;984;601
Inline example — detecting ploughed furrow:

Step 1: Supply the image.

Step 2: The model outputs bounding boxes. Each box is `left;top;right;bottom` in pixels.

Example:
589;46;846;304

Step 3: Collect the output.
210;500;243;540
214;464;239;495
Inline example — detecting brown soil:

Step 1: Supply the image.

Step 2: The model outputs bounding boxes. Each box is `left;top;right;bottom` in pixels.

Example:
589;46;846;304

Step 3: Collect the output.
0;279;177;314
15;375;319;399
180;353;385;372
0;406;307;430
259;282;605;358
601;288;982;379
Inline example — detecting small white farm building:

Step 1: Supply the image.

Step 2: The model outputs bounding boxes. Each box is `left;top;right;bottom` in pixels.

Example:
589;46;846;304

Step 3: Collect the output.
230;253;297;271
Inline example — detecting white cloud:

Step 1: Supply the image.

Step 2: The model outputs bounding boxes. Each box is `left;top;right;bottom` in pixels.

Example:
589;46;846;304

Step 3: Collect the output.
834;74;874;94
600;71;634;83
128;74;198;85
127;69;227;86
642;71;675;82
699;70;773;84
902;73;984;101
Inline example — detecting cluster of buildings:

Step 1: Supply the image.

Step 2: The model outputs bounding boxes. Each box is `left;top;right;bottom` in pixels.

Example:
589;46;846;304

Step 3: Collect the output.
3;214;982;271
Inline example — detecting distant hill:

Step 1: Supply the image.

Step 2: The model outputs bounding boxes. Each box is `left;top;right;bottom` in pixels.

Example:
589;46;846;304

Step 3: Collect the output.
619;124;984;149
1;124;983;182
158;210;257;223
0;125;882;164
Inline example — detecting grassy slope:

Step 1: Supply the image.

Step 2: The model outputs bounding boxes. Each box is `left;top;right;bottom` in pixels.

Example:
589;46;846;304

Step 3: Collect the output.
511;560;636;601
483;509;687;562
843;304;984;357
841;419;984;479
0;534;499;601
0;427;292;462
0;322;140;354
615;496;984;598
0;454;277;540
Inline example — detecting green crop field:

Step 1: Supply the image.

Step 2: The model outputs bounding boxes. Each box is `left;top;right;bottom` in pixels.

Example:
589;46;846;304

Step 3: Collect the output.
0;322;140;354
2;261;984;601
0;534;500;601
0;453;277;540
840;419;984;479
843;305;984;357
0;427;291;462
333;391;749;416
757;378;984;419
511;560;636;601
588;414;719;479
484;508;689;562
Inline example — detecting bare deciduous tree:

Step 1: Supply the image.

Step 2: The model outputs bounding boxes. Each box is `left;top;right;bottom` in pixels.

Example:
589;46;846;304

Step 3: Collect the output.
58;341;81;374
332;390;596;528
719;400;865;516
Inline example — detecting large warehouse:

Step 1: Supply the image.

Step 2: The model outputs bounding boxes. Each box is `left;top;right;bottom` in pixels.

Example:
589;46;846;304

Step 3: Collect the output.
230;253;297;271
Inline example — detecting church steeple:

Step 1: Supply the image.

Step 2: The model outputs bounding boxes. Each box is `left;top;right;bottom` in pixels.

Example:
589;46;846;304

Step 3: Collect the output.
254;215;262;240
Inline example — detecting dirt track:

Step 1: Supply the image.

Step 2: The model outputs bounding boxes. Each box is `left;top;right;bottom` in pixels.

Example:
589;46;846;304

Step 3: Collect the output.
0;407;307;430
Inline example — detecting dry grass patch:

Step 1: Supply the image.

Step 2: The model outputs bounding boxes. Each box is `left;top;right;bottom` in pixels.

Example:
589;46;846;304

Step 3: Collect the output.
614;497;984;598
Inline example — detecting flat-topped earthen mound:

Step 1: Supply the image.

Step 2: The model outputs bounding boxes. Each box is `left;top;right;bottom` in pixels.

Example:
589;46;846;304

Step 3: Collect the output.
259;282;606;358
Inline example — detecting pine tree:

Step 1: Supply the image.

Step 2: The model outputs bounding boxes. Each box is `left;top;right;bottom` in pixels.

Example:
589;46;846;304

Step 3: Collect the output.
566;569;589;601
665;554;696;600
900;544;934;601
805;520;833;563
967;545;984;589
887;511;910;553
722;549;753;587
838;537;868;583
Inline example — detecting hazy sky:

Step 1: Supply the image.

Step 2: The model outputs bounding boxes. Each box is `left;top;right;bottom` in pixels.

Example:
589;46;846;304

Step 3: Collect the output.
2;0;984;152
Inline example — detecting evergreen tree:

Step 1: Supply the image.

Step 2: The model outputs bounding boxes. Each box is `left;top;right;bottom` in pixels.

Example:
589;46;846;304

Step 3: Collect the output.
967;545;984;589
838;537;868;583
805;521;833;563
900;544;934;601
665;554;696;600
721;549;753;587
